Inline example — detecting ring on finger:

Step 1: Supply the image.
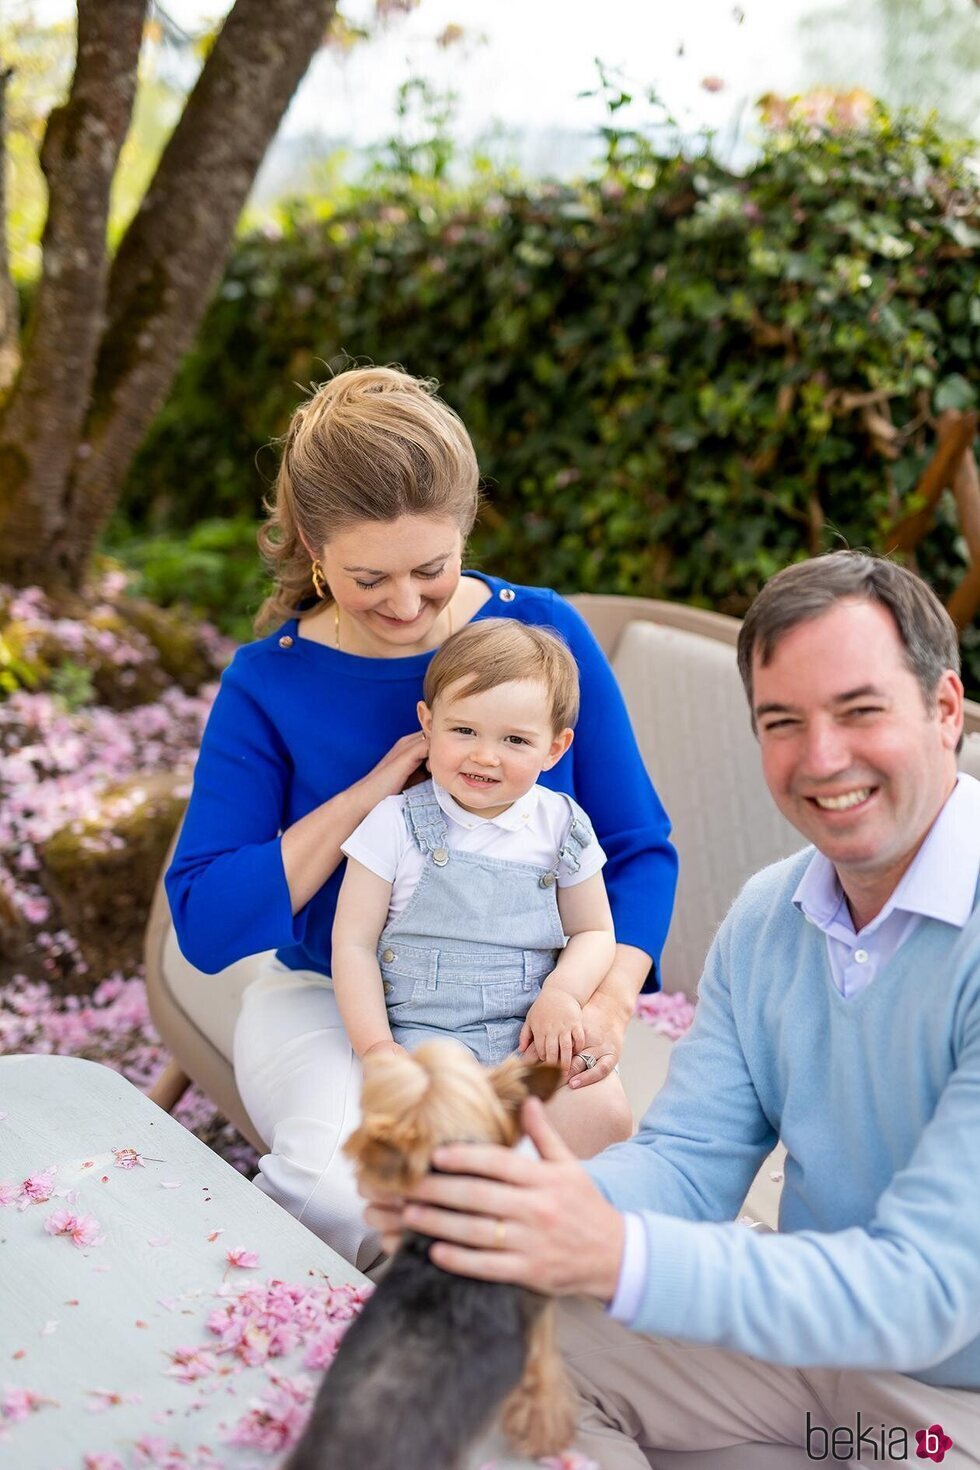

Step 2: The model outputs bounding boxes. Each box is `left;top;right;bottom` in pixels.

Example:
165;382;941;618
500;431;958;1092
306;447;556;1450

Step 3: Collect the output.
579;1052;597;1070
493;1218;507;1250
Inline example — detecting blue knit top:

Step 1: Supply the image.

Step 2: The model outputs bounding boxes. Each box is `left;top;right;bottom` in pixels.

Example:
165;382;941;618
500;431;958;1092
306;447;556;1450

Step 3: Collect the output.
166;572;677;982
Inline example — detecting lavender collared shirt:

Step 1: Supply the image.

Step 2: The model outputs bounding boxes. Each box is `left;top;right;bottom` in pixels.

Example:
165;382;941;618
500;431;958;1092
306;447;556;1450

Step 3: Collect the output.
609;772;980;1324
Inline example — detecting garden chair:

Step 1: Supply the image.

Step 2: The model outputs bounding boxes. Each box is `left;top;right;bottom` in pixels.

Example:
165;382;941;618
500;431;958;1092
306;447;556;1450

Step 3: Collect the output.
145;596;980;1214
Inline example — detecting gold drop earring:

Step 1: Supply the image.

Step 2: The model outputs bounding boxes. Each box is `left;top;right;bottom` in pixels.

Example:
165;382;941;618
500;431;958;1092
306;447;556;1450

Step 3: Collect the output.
311;559;327;599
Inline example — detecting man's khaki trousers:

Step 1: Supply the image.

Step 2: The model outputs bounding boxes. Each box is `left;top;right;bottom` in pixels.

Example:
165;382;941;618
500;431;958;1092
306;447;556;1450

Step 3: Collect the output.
558;1298;980;1469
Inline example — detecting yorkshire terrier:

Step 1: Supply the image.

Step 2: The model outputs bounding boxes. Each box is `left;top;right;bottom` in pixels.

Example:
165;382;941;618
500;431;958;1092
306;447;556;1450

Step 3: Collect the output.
285;1040;578;1470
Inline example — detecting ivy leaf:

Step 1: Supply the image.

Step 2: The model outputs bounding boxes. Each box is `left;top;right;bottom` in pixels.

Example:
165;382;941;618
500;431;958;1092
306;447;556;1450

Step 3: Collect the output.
934;373;976;412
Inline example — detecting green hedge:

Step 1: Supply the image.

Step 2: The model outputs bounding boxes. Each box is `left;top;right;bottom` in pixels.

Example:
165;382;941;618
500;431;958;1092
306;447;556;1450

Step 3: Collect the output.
118;105;980;688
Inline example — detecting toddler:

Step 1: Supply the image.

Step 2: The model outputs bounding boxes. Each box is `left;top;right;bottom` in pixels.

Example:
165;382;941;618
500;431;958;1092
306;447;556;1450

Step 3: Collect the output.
332;618;632;1156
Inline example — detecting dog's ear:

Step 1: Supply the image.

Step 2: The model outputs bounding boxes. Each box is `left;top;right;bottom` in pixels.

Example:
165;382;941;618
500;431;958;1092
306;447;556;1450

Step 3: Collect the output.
489;1055;564;1114
523;1062;564;1103
344;1117;432;1189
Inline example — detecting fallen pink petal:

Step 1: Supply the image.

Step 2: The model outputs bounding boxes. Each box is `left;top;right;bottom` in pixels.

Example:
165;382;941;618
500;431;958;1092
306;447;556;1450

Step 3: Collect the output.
85;1387;143;1413
70;1213;106;1248
1;1385;57;1421
112;1147;146;1169
43;1206;78;1237
19;1166;58;1207
225;1247;260;1270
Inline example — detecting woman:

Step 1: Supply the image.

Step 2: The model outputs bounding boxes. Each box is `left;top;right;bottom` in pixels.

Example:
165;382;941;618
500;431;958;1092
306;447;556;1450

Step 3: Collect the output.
166;366;677;1269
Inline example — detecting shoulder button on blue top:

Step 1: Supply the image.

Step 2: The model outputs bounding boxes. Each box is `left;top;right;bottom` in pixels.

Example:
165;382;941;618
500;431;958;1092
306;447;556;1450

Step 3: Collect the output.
498;588;516;602
278;635;294;648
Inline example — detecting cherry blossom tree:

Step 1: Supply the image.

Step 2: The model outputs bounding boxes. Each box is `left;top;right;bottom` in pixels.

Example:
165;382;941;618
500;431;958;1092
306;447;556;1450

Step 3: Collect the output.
0;0;340;591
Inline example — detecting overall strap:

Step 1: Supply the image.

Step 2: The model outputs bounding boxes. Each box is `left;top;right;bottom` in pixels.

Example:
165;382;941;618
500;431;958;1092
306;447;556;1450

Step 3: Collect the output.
401;779;450;858
539;794;593;888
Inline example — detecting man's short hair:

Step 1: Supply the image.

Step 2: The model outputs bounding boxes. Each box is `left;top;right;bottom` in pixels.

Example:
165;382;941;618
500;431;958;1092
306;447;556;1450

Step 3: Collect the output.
737;551;961;723
423;619;580;733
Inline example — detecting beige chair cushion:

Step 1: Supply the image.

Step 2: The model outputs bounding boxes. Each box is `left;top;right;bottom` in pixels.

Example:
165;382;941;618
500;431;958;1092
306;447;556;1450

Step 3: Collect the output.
611;620;803;1000
164;926;258;1066
148;612;980;1227
959;730;980;782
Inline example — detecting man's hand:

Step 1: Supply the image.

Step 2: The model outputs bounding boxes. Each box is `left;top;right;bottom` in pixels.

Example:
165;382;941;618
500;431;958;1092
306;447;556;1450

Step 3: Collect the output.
519;988;585;1074
364;1096;626;1301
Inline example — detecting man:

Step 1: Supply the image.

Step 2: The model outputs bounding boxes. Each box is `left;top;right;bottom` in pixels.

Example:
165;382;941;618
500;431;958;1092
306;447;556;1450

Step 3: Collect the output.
366;552;980;1467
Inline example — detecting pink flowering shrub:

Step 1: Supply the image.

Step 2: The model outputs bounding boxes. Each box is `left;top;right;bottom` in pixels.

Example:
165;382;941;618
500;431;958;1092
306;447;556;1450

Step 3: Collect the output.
1;578;257;1175
0;969;259;1174
634;989;696;1039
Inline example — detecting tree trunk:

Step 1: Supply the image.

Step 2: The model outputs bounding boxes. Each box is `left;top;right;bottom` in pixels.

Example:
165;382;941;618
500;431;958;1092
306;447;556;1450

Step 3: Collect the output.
58;0;338;584
0;0;337;592
0;64;20;397
0;1;146;586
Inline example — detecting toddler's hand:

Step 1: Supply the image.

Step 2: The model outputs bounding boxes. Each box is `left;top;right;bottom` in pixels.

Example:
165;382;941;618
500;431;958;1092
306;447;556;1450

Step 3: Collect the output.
519;990;585;1076
362;1039;409;1063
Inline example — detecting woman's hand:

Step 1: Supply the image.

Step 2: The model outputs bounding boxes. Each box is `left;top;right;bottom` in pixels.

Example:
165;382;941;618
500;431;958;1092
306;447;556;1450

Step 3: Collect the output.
352;731;429;817
567;988;630;1089
281;731;429;914
369;1097;625;1300
565;944;651;1089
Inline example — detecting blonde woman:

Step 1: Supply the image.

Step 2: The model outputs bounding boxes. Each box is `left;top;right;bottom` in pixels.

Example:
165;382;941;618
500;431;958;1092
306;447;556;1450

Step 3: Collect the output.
167;366;677;1269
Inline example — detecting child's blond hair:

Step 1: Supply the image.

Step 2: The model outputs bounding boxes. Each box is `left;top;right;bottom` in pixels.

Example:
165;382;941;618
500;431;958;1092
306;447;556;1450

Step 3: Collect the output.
423;619;580;733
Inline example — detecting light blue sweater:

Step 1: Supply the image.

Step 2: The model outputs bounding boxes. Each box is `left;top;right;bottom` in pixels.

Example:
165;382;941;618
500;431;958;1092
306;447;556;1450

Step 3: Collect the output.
588;848;980;1387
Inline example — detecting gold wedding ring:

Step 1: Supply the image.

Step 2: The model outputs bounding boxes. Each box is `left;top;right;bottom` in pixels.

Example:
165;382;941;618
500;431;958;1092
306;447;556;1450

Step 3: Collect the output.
493;1218;507;1250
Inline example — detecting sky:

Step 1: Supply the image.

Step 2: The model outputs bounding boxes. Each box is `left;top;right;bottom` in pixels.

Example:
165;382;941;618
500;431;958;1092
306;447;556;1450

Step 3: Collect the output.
25;0;980;179
154;0;858;168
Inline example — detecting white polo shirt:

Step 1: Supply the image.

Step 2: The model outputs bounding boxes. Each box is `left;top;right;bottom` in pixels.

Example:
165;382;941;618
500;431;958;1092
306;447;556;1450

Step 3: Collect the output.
341;781;606;922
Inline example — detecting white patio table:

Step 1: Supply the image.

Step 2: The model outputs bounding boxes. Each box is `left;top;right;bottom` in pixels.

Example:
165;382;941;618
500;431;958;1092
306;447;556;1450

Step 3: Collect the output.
0;1055;533;1470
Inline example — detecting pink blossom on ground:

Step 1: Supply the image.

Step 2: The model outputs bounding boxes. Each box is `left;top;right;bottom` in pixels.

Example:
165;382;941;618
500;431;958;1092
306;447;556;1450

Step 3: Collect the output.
0;972;258;1178
112;1146;146;1169
131;1437;171;1465
69;1211;105;1247
225;1373;314;1454
19;1165;57;1206
83;1454;126;1469
1;1385;55;1420
43;1207;105;1247
165;1346;219;1384
204;1277;369;1369
634;990;696;1039
85;1388;142;1413
302;1321;347;1370
225;1246;260;1270
43;1207;77;1237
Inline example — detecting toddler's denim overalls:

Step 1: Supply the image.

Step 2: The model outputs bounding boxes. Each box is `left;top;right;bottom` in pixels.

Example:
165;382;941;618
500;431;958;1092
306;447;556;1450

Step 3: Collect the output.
378;779;594;1065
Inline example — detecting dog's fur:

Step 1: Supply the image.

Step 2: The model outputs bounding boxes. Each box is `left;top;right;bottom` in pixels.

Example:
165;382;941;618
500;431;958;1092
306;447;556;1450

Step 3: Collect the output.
285;1041;577;1470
